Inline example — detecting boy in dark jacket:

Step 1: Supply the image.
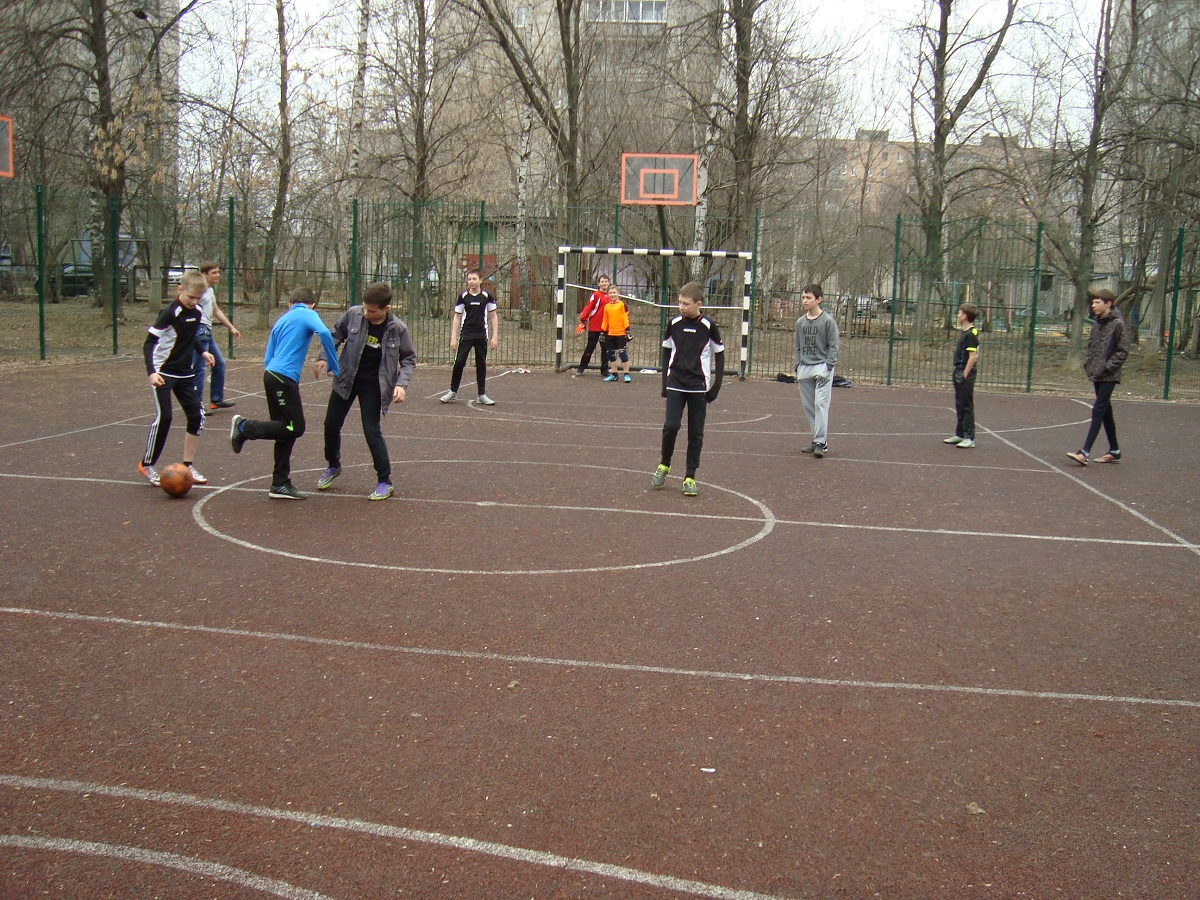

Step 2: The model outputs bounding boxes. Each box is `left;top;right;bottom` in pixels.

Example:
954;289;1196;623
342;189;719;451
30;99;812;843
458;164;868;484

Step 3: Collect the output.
1067;288;1129;466
314;282;417;500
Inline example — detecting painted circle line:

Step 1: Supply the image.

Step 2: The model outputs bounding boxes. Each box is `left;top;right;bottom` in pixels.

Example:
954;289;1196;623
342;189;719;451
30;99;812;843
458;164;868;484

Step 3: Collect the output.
193;460;776;575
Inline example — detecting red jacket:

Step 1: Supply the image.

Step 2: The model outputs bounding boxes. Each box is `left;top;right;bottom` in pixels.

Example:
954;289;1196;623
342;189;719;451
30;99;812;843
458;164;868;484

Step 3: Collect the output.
579;290;609;332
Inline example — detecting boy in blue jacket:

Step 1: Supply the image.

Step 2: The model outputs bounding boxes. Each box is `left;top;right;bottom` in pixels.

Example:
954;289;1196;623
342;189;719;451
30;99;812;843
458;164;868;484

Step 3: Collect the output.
230;287;340;500
313;282;417;500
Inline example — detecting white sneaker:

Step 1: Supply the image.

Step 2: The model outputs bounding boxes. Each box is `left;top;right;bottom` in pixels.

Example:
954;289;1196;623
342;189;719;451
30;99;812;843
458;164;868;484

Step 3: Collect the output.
439;390;457;403
187;464;208;484
477;394;495;405
957;438;975;448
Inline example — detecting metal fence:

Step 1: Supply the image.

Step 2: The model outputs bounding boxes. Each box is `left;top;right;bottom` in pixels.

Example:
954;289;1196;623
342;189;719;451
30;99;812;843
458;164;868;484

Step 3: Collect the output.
2;182;1197;401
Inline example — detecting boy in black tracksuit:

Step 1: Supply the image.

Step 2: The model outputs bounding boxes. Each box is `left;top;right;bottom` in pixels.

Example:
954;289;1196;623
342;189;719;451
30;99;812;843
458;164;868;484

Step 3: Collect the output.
651;281;724;497
944;303;980;448
139;271;214;487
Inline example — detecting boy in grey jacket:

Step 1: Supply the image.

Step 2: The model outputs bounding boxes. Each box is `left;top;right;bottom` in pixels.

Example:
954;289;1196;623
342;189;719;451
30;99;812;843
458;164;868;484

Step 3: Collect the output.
794;283;840;457
314;282;417;499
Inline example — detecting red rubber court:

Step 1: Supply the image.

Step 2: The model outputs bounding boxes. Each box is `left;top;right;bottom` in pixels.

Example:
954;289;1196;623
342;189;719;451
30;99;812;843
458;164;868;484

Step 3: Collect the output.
1;357;1197;898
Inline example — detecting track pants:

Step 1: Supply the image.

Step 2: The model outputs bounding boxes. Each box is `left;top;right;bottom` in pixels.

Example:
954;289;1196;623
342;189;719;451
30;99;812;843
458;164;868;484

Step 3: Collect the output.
142;375;205;466
577;330;609;375
953;371;975;440
661;390;707;478
240;370;305;487
796;364;832;446
450;337;488;394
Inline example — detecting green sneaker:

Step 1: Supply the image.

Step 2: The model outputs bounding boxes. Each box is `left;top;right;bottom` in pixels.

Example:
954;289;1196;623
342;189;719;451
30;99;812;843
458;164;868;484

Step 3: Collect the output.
681;477;698;496
651;464;670;488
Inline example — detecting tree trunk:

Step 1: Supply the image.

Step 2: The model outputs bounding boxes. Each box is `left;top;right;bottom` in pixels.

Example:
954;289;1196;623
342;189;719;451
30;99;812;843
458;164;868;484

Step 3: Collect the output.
260;0;292;317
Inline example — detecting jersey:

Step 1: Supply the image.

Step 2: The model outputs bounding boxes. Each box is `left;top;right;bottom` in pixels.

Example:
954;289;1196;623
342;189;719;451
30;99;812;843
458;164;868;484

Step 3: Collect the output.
580;289;609;332
454;289;497;340
263;303;340;382
954;325;980;375
600;300;629;337
662;314;724;393
145;300;203;378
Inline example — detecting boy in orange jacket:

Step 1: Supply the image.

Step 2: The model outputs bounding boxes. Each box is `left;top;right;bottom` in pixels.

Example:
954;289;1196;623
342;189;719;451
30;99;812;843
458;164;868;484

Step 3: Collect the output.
600;283;632;382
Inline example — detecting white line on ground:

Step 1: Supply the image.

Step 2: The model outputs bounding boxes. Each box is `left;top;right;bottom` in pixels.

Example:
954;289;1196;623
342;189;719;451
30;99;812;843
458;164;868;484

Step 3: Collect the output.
981;426;1200;558
0;834;331;900
0;776;789;900
3;607;1197;709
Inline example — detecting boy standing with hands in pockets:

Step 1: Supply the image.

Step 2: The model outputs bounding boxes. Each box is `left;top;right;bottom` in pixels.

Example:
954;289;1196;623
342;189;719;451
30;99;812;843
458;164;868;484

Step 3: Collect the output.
794;283;839;458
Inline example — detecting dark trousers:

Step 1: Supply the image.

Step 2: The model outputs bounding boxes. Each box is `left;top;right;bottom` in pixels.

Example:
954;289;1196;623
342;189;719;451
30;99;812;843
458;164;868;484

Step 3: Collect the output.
142;375;204;466
953;372;975;440
1082;380;1119;454
577;330;609;375
661;390;707;477
192;325;226;403
324;379;390;483
450;337;488;394
241;370;305;487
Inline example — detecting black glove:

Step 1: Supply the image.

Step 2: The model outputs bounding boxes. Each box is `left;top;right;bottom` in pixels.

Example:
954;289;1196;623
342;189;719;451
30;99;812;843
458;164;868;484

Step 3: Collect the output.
625;330;633;343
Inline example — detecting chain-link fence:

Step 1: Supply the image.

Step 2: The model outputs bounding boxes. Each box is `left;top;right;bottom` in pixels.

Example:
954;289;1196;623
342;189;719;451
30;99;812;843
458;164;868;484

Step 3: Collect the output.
2;181;1196;401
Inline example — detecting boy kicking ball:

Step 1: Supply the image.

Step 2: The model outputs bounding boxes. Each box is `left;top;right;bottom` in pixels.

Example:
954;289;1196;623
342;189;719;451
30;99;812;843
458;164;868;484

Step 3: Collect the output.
652;282;724;496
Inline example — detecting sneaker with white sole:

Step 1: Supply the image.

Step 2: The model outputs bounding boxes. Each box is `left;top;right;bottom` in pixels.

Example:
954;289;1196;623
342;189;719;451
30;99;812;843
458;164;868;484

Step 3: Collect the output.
956;438;975;449
137;461;160;486
681;477;699;496
439;390;457;403
651;464;670;488
477;394;495;405
268;482;306;500
230;415;247;453
187;465;208;484
316;466;341;490
943;436;963;444
368;482;394;501
813;443;827;458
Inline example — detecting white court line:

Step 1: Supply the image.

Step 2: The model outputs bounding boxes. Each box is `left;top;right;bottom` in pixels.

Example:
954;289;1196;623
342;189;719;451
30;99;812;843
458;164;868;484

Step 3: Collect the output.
3;607;1198;709
191;462;777;575
982;427;1200;558
0;834;331;900
0;776;788;900
0;469;1186;550
0;416;146;450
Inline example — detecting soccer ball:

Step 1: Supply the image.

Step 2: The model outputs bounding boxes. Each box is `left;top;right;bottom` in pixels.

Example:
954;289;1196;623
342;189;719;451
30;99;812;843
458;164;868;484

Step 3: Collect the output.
159;463;194;498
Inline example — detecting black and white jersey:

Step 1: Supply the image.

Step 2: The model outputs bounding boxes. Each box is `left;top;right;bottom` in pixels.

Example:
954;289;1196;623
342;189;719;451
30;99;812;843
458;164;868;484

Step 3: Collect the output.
663;314;724;392
145;300;202;378
454;290;497;340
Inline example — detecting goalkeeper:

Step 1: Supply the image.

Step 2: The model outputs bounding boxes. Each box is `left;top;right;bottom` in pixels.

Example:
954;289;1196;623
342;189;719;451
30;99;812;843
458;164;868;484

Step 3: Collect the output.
600;283;633;383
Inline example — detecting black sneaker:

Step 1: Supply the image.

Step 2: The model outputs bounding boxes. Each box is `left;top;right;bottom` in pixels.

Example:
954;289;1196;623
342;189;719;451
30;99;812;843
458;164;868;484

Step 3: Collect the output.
813;443;827;458
268;482;306;500
209;399;236;410
230;415;247;453
801;442;817;454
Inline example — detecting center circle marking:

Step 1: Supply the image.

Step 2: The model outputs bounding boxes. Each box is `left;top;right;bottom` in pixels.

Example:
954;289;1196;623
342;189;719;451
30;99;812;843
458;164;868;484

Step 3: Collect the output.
192;460;776;575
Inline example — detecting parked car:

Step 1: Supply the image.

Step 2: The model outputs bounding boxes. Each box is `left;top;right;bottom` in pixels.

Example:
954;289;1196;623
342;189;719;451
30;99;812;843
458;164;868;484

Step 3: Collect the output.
49;263;129;297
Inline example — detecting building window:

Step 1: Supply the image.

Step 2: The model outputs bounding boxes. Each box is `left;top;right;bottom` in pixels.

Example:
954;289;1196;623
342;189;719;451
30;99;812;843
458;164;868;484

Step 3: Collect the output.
587;0;667;22
880;167;888;176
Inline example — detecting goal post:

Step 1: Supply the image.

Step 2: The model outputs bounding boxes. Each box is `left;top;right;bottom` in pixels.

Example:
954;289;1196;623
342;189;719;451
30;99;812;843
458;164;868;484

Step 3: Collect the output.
555;245;755;380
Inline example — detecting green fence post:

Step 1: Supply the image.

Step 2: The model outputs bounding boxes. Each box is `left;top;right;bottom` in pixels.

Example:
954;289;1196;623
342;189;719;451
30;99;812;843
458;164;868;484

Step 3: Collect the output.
349;199;360;306
226;198;235;357
886;214;901;385
36;185;46;360
108;194;120;355
1163;226;1185;400
1026;221;1044;392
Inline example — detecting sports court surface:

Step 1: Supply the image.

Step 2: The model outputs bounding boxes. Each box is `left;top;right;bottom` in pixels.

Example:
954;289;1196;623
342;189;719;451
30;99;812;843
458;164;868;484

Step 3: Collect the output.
2;357;1197;898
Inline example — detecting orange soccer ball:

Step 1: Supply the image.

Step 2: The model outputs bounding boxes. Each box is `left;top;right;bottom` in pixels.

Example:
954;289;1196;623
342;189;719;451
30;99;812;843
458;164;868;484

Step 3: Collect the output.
159;463;194;498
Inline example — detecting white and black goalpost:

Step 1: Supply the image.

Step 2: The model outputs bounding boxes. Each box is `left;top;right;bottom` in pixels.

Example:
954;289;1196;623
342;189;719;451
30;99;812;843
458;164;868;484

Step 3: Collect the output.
554;245;755;379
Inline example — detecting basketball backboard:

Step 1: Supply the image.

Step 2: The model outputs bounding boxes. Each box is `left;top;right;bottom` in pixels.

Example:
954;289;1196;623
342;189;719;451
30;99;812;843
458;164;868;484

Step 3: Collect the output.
0;117;11;178
620;153;697;206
